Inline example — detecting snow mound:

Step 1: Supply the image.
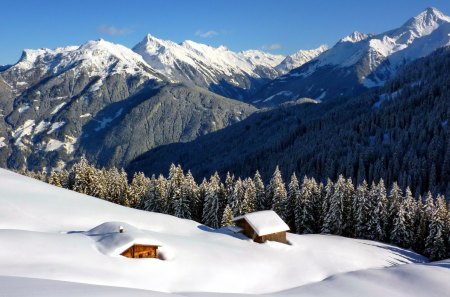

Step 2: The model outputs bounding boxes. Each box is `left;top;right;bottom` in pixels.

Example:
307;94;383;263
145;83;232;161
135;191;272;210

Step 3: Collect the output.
84;222;162;256
0;168;440;296
233;210;290;236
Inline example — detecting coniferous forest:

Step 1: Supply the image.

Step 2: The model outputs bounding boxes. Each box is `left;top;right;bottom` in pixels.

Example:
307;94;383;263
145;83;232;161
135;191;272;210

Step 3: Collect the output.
22;157;450;261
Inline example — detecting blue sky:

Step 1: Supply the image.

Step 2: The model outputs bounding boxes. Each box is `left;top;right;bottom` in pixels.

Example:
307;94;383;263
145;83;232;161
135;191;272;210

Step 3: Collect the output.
1;0;450;65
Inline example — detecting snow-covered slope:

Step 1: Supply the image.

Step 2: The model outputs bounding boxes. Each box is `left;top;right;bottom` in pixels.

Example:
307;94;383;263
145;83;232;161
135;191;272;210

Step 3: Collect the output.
275;45;328;73
256;7;450;105
1;168;448;297
132;34;285;99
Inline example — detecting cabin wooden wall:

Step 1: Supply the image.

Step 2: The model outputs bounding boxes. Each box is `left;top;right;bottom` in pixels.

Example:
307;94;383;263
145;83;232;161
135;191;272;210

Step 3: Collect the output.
121;244;158;258
235;219;258;241
258;231;287;244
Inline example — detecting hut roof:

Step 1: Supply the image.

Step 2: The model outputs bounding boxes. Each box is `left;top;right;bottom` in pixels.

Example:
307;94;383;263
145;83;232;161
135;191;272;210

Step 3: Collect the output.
84;222;162;256
232;210;290;236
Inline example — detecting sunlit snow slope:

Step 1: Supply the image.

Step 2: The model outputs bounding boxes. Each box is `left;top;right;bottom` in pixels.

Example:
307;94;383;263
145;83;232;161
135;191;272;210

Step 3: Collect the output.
0;168;449;297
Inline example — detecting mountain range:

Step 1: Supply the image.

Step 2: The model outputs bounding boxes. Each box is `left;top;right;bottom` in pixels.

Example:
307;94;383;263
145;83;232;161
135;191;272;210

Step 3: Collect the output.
0;7;449;182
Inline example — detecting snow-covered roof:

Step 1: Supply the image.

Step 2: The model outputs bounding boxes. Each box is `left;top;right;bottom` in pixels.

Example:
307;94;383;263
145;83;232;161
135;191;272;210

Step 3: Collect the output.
232;210;290;236
84;222;162;256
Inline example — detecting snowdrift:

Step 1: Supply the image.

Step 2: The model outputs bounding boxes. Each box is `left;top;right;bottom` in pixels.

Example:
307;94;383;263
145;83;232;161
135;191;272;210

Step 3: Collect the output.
0;168;448;297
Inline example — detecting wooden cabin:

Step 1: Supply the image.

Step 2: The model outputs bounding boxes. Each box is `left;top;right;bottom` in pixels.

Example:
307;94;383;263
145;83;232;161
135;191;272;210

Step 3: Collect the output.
121;244;160;258
232;210;290;244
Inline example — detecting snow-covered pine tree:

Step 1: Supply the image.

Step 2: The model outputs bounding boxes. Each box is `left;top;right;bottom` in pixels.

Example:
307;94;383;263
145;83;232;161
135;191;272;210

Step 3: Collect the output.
287;173;300;231
196;178;209;222
322;175;345;235
225;172;235;204
155;175;169;213
354;180;370;239
127;172;150;208
166;164;185;215
403;187;417;244
412;196;426;253
72;156;103;197
230;178;245;216
174;185;192;219
141;175;158;212
343;177;356;237
253;171;266;211
103;167;128;205
202;173;221;228
321;178;334;226
183;171;200;220
48;170;69;188
221;204;234;227
425;195;448;260
312;180;324;232
299;177;315;234
269;166;287;219
387;182;403;236
242;178;256;214
368;179;388;241
390;197;411;248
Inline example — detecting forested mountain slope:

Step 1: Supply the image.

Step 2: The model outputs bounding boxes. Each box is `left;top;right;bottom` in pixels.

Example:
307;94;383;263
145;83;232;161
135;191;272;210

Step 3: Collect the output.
0;40;256;171
128;47;450;197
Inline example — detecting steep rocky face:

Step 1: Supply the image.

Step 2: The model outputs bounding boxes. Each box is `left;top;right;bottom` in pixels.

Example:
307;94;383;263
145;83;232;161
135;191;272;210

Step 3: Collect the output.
254;7;450;106
0;39;256;171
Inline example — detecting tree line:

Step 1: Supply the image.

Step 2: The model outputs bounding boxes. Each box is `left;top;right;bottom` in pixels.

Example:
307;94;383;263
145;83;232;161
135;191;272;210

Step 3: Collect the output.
21;157;450;261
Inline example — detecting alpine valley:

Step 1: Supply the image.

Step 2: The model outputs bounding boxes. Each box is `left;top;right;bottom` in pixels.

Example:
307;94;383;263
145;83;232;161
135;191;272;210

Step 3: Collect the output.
0;7;450;196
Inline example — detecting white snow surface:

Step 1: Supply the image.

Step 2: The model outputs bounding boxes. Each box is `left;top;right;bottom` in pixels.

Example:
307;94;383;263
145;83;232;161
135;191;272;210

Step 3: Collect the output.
0;168;448;297
233;210;289;236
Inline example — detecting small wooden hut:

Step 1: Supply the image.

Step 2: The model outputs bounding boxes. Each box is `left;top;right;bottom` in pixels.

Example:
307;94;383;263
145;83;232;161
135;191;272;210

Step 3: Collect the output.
121;243;160;258
232;210;290;244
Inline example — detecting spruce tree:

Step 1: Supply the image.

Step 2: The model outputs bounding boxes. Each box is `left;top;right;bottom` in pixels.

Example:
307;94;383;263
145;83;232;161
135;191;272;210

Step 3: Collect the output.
387;182;403;236
242;178;256;214
390;197;411;248
269;166;287;219
127;172;150;208
230;178;245;216
425;195;448;260
355;180;370;239
299;177;315;234
322;175;345;235
166;164;185;215
287;173;300;231
221;204;234;227
254;171;266;211
202;173;221;228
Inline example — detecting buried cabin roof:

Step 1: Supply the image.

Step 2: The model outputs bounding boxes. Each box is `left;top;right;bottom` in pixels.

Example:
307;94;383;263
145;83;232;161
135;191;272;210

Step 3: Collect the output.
84;222;162;256
232;210;290;236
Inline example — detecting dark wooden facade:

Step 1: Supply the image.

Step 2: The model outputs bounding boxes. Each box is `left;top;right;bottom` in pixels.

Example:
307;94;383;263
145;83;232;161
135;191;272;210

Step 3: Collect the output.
121;244;159;258
234;219;287;244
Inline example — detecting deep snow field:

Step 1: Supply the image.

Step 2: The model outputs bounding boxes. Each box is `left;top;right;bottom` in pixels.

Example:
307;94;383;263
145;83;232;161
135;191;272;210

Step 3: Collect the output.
0;168;449;297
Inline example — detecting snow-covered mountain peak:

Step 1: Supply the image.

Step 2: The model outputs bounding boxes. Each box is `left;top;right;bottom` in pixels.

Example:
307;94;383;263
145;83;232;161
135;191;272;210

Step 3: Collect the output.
275;45;328;73
340;31;371;43
239;49;285;68
7;39;162;91
402;7;450;31
132;33;286;97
